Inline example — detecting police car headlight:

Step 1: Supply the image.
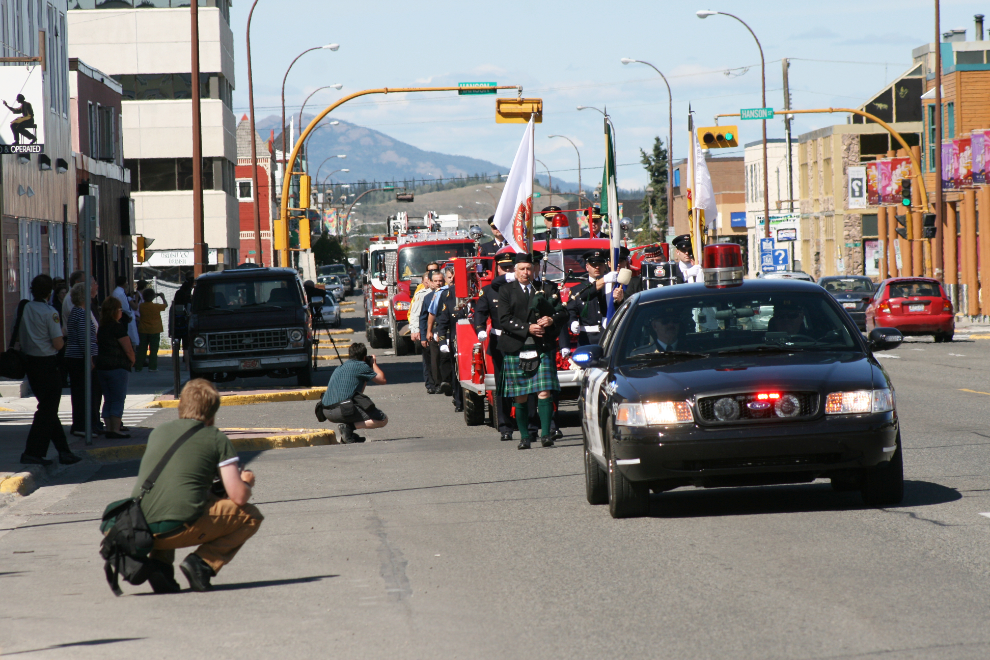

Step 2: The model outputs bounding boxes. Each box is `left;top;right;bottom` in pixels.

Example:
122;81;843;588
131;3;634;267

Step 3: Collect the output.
288;329;304;342
825;388;893;415
616;401;693;426
394;301;410;311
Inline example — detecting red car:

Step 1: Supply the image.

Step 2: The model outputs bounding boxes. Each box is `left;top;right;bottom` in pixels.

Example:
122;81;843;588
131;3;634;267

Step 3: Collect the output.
865;277;955;342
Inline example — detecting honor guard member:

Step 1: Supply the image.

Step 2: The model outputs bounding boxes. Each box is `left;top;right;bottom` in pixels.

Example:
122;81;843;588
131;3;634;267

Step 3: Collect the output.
672;234;703;283
616;246;644;296
473;250;517;440
479;215;510;256
579;207;609;238
535;206;561;242
434;266;464;413
566;248;625;346
497;252;568;449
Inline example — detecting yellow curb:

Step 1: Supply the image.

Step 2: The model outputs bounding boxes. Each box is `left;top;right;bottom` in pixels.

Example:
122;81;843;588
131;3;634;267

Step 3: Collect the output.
145;387;325;409
0;406;15;412
79;429;337;462
0;472;36;495
969;334;990;339
324;328;354;335
960;388;990;397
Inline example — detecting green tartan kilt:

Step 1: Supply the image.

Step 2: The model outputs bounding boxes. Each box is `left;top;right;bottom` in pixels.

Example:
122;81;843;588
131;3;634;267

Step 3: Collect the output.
501;352;560;398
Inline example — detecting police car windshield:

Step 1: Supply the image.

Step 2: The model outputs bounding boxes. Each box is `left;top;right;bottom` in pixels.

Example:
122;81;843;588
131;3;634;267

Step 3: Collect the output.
397;243;473;280
616;290;859;364
192;277;302;312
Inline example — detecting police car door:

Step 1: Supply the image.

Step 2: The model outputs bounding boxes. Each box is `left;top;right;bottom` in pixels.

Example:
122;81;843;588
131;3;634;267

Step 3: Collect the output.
582;300;632;460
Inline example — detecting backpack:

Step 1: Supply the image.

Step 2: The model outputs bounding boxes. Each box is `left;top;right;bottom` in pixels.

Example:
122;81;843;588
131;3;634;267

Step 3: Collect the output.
99;423;204;596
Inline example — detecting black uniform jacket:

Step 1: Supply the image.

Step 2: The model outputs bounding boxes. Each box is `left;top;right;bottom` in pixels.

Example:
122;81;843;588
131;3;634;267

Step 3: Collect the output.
434;287;457;344
478;240;507;256
472;279;503;355
567;278;608;331
496;279;567;355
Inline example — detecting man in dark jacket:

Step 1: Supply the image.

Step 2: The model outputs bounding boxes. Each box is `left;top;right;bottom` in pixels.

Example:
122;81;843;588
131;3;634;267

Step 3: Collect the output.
566;249;626;347
473;251;516;440
497;253;568;449
419;270;443;393
434;266;463;412
478;215;510;256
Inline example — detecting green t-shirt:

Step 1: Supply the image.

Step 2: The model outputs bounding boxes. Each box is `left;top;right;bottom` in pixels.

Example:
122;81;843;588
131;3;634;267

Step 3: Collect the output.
133;419;238;527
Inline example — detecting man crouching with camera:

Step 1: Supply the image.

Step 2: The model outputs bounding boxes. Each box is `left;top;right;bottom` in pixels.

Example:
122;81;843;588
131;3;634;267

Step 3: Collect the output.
322;342;388;443
138;379;263;593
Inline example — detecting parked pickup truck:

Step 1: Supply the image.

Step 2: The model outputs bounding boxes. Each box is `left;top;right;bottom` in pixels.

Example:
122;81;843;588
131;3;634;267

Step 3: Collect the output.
188;268;314;386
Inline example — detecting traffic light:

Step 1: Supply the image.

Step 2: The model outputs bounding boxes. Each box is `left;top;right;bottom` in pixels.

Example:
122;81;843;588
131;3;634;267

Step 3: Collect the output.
697;126;738;149
298;175;311;209
895;214;907;239
922;213;937;239
901;178;912;208
496;97;543;124
396;192;414;202
135;236;146;263
298;214;311;250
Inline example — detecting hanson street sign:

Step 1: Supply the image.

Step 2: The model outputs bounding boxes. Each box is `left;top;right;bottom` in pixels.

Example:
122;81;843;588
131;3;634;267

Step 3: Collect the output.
458;82;497;95
740;107;774;120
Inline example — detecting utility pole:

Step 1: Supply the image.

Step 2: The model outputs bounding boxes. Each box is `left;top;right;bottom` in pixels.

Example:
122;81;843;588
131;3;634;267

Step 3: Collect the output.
933;0;944;281
782;58;794;214
190;0;206;276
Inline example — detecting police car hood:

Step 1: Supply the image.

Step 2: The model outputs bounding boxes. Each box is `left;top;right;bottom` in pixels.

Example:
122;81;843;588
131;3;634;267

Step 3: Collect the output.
617;352;884;401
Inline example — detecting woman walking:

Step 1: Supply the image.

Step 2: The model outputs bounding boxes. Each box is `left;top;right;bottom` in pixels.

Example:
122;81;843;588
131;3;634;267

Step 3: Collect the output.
96;297;134;439
16;274;80;465
65;282;104;437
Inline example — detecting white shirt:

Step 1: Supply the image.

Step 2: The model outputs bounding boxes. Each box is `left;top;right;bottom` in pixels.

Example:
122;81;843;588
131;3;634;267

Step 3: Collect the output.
19;301;63;357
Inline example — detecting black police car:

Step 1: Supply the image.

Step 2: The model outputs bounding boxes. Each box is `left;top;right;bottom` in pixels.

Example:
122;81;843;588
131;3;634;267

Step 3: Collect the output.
573;278;904;519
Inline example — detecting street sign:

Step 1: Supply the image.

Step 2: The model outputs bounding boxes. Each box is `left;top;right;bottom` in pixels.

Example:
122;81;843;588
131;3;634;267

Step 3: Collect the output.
760;237;775;253
458;82;497;95
740;107;774;121
760;252;774;269
772;249;789;267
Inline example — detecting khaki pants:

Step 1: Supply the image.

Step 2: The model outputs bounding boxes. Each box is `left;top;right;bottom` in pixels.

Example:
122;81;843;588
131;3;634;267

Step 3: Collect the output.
150;495;264;574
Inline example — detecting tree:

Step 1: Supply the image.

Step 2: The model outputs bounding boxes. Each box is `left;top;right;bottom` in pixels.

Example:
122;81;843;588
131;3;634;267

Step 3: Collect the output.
313;232;346;266
639;136;669;244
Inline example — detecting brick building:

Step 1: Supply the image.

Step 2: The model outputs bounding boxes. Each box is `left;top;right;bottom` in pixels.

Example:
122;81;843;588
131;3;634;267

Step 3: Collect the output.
671;153;744;254
235;116;274;266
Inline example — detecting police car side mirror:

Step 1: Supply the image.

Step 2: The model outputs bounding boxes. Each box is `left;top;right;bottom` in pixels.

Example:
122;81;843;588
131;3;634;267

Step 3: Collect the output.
868;327;903;352
572;344;604;368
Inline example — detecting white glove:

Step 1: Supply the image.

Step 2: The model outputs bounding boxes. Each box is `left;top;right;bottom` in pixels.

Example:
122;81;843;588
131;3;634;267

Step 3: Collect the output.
439;344;450;353
433;333;438;341
570;321;580;334
602;271;619;284
561;347;571;358
476;330;488;341
505;273;517;282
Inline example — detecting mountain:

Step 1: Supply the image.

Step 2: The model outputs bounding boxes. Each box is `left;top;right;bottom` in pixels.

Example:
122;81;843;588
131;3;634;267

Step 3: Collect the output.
255;114;578;192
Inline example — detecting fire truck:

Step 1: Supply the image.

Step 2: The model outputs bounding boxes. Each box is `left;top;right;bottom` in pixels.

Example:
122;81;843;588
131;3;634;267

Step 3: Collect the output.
362;236;397;348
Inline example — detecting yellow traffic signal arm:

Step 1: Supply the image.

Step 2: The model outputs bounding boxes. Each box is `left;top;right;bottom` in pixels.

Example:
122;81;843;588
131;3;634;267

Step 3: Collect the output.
277;85;522;265
715;107;931;212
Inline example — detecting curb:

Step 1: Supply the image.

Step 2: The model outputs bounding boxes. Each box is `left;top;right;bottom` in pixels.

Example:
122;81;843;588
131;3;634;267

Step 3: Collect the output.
79;428;337;462
0;471;36;495
146;387;325;409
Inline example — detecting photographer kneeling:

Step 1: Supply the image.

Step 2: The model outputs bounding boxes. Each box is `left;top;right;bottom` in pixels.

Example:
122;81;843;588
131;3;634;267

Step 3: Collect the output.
322;342;388;444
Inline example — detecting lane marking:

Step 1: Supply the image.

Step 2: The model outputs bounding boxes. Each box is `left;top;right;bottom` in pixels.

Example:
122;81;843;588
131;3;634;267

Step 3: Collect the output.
960;389;990;397
875;354;900;359
948;353;966;357
980;513;990;520
616;458;641;465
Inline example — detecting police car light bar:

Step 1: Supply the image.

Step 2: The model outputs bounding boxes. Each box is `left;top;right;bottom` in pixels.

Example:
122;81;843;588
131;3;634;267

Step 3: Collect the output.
702;243;744;288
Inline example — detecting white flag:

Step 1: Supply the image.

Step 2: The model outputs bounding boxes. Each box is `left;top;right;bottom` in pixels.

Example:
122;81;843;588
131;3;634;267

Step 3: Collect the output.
692;129;717;230
493;117;534;253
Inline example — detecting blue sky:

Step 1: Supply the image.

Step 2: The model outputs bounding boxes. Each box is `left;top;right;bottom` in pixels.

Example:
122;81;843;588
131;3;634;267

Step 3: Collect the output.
232;0;982;189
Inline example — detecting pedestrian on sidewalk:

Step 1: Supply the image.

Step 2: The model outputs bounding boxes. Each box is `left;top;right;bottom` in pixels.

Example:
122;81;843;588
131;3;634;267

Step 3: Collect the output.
96;297;134;439
66;283;104;437
111;275;140;350
136;288;168;372
321;342;388;444
134;378;263;592
15;274;81;465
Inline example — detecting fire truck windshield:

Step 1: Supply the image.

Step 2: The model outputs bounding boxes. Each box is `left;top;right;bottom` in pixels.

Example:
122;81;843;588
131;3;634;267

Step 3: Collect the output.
397;243;474;280
541;249;595;282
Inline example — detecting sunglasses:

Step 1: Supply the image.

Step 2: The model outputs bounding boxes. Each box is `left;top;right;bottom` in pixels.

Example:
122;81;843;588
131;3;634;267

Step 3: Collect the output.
776;310;802;319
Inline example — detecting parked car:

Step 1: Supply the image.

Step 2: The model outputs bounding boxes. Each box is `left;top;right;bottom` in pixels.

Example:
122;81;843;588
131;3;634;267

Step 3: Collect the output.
317;274;345;301
865;277;954;342
819;276;876;331
758;270;816;283
318;264;352;295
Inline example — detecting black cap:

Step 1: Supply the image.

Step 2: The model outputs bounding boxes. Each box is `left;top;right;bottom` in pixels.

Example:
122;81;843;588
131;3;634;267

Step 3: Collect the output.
672;233;693;257
487;214;496;226
583;249;609;264
541;205;562;219
618;246;630;261
514;251;542;265
585;206;603;221
495;251;515;266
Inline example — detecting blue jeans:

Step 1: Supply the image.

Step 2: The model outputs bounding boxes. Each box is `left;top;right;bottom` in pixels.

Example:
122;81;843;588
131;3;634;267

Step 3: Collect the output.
97;368;129;419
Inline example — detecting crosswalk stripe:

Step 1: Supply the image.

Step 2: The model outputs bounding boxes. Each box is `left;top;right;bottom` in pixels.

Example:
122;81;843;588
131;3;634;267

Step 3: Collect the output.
0;409;160;426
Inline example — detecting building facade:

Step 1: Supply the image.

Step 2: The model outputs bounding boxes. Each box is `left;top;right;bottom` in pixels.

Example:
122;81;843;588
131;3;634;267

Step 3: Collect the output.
235;115;274;266
67;0;238;275
743;139;800;275
671;154;744;255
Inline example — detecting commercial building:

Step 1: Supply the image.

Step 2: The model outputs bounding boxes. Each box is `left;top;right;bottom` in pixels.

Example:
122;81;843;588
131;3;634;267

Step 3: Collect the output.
671;153;744;256
743;138;799;275
67;0;238;276
235;115;274;266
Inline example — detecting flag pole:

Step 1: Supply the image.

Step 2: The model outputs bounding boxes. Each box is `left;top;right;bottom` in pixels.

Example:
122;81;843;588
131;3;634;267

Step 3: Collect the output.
528;113;535;255
688;106;697;258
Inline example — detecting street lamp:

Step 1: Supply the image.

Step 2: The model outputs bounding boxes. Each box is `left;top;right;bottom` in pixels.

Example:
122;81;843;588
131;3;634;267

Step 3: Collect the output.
577;105;607;117
535;158;553;206
245;0;265;264
298;83;343;130
476;188;497;205
620;59;673;238
548;134;583;208
697;9;770;239
281;43;339;187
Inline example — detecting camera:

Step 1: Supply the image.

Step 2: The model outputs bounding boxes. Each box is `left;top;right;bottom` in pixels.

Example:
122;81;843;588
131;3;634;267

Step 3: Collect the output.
364;355;375;368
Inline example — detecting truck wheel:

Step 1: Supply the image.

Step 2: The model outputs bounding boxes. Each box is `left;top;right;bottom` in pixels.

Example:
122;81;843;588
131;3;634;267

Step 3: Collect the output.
296;362;313;387
585;445;608;505
369;328;391;349
861;435;904;506
463;389;486;426
606;426;650;518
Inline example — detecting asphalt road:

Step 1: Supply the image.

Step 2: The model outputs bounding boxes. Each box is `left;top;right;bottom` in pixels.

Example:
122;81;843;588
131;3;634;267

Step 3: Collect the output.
3;301;990;659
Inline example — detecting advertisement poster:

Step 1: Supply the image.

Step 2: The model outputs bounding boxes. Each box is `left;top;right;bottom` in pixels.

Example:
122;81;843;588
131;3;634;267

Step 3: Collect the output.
848;165;867;209
876;159;892;205
864;239;880;277
866;161;880;206
0;66;45;154
982;130;990;185
955;136;972;188
973;131;985;185
882;158;911;204
942;141;957;191
323;208;338;234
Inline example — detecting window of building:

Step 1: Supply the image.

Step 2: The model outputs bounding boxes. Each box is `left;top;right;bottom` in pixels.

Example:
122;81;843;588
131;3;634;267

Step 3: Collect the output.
672;168;680;189
860;133;889;158
125;157;234;194
68;0;230;23
946;102;955;138
237;179;253;201
927;104;937;172
113;72;233;110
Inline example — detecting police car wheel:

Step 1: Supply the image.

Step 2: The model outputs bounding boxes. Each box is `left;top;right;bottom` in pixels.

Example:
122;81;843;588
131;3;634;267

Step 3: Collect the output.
605;427;650;518
584;446;607;505
860;434;904;507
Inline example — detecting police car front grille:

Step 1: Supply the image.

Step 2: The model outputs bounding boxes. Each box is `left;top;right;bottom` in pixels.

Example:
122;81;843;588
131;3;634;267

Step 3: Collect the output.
696;392;819;424
666;453;843;471
207;329;287;354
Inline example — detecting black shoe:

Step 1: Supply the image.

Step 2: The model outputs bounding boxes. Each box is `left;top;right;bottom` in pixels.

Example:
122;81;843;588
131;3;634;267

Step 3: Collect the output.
454;405;464;413
540;436;555;448
70;427;85;438
20;454;53;466
441;382;452;396
58;452;82;465
337;423;356;444
552;429;563;441
105;431;131;439
500;432;513;441
517;438;531;450
351;434;366;443
148;562;181;594
426;387;436;394
179;553;215;592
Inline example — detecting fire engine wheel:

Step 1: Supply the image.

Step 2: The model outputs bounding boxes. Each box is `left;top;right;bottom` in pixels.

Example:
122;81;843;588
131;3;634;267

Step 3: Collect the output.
369;328;391;349
463;389;486;426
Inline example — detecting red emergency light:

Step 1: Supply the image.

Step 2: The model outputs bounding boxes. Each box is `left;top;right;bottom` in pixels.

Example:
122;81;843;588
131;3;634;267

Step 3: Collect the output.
702;242;744;288
551;213;570;240
756;393;781;401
